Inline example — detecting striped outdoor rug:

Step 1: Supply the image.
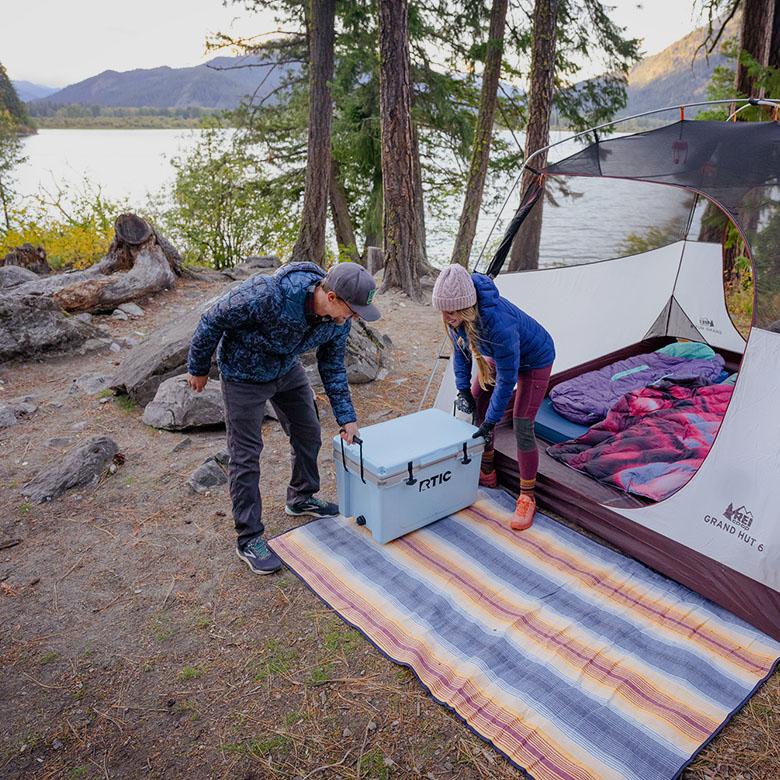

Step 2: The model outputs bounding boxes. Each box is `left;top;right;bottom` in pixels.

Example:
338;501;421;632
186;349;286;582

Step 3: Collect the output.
270;489;780;780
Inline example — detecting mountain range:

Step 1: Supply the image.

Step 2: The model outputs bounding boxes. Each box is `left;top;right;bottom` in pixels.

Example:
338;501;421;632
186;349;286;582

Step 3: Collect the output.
18;17;739;118
24;55;291;111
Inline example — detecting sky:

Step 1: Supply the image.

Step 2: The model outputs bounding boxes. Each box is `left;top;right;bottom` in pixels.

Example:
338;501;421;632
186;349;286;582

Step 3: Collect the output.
4;0;704;88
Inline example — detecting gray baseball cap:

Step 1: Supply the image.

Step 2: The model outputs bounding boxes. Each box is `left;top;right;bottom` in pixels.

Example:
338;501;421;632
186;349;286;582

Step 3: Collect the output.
324;263;381;321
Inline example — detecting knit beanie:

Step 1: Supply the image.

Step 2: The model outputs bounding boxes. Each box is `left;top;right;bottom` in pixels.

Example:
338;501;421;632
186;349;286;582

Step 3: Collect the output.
431;264;477;311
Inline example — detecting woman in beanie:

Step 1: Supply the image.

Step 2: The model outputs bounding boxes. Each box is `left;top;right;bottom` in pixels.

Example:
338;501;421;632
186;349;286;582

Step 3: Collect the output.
432;264;555;530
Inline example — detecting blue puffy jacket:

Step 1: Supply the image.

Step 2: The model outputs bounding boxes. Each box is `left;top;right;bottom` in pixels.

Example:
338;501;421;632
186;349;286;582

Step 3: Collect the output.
451;273;555;424
187;262;356;425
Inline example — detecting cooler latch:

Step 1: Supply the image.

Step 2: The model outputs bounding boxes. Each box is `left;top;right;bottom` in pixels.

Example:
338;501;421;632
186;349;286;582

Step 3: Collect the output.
405;461;417;486
461;442;471;464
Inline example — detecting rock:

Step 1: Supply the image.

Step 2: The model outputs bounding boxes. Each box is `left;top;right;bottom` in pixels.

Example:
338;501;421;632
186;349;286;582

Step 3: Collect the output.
74;312;93;323
170;437;192;453
112;309;129;321
109;342;122;353
0;295;102;363
3;243;51;275
21;436;119;503
187;453;230;494
0;265;38;289
0;396;39;427
221;255;280;279
142;375;224;430
68;373;114;396
78;338;111;354
0;405;17;428
47;437;72;449
117;302;144;317
110;289;227;405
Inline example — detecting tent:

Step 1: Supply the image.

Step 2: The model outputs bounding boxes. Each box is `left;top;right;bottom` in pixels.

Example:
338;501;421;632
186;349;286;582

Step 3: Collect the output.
433;102;780;640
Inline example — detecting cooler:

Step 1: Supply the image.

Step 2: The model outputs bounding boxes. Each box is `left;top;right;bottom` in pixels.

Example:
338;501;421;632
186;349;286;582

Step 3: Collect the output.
333;408;484;543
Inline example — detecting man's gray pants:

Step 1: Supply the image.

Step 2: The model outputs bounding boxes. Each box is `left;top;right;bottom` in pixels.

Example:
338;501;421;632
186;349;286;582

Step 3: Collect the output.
222;363;321;549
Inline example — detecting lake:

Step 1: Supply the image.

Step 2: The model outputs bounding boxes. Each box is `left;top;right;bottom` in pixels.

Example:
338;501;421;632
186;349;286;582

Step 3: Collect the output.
14;128;690;269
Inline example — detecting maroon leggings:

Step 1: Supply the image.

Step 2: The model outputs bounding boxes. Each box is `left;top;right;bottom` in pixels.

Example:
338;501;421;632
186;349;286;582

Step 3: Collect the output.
471;364;553;483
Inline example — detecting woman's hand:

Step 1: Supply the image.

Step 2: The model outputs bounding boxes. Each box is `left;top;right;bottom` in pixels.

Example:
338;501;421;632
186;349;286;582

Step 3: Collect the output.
472;420;495;447
455;389;476;415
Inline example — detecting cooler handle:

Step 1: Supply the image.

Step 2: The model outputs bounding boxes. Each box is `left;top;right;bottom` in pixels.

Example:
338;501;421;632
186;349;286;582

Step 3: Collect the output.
339;434;366;484
461;441;472;465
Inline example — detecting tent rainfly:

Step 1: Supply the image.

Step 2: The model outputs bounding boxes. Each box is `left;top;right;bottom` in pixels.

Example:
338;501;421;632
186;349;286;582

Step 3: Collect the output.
435;105;780;640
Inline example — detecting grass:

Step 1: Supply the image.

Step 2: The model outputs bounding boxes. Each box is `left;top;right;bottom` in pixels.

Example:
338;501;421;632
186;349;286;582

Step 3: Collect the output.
224;735;292;758
193;614;212;630
284;710;308;727
253;640;298;681
358;748;390;779
40;650;58;665
178;665;203;681
307;663;334;685
248;735;292;757
18;502;34;514
97;388;113;399
149;616;175;643
66;768;88;780
113;395;137;414
323;622;361;654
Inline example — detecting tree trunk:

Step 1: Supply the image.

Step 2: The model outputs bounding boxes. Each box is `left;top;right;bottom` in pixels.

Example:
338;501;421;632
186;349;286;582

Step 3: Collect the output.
363;173;383;253
5;214;179;313
378;0;422;300
770;0;780;68
411;121;429;270
290;0;336;265
508;0;559;273
329;158;362;264
450;0;509;269
736;0;774;98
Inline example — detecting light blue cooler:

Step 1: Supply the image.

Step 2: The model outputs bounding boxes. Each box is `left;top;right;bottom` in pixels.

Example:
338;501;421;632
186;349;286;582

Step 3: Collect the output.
333;408;484;543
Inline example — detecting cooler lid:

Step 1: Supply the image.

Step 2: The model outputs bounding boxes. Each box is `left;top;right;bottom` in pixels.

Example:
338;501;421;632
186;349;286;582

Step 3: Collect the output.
333;408;480;477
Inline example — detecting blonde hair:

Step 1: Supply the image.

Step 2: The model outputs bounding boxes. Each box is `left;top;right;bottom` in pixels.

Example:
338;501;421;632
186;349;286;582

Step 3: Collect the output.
443;305;495;390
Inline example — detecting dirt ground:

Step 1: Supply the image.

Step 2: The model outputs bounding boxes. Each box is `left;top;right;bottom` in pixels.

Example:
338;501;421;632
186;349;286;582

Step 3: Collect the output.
1;274;778;780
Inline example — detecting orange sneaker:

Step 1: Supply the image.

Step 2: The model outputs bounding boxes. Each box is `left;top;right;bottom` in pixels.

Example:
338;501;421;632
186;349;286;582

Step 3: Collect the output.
479;469;498;488
511;494;536;531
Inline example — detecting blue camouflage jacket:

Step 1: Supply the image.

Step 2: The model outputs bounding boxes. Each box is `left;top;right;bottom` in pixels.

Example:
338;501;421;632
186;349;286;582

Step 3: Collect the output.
452;273;555;425
187;262;356;425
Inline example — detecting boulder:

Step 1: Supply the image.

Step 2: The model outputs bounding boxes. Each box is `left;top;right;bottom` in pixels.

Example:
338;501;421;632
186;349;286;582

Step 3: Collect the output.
22;436;119;503
0;295;103;363
0;406;16;428
3;243;51;275
110;290;225;405
220;255;280;280
68;373;114;396
117;302;144;317
142;375;224;430
300;319;386;385
187;450;230;494
0;265;38;289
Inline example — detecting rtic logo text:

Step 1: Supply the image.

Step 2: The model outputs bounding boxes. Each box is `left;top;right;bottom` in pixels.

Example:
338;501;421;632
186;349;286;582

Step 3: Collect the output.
418;471;452;492
723;502;753;530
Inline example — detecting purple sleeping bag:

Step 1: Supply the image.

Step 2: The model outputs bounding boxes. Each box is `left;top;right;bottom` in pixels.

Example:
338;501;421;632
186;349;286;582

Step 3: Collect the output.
549;351;725;425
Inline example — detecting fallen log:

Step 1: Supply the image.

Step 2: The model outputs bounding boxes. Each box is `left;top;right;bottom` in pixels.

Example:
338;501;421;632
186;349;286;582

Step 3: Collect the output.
3;213;179;313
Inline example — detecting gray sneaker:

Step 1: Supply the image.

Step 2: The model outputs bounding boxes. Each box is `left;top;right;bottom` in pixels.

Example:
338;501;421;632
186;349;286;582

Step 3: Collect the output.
285;496;339;518
236;536;283;575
